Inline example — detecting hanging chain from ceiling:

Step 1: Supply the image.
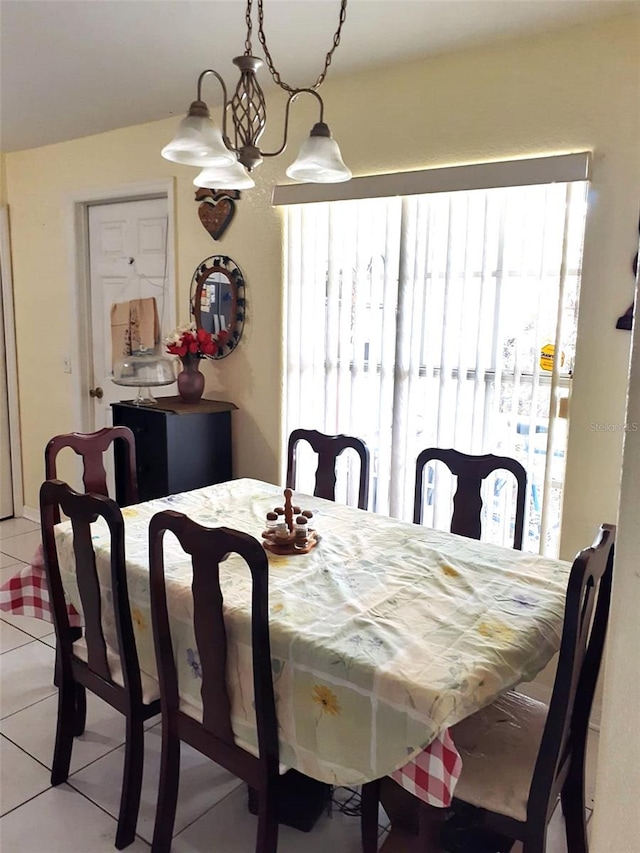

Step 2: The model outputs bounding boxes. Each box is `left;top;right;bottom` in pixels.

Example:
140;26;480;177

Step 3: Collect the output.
255;0;348;93
244;0;254;55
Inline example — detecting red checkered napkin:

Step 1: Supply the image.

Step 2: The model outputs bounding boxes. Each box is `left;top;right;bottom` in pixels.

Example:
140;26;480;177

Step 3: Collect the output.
390;727;463;808
0;543;82;627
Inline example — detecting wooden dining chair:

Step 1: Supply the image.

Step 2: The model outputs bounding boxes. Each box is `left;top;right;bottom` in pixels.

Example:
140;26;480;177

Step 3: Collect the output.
40;479;161;850
361;523;615;853
449;523;615;852
45;426;139;705
45;426;139;519
148;510;280;853
286;428;370;509
413;448;527;549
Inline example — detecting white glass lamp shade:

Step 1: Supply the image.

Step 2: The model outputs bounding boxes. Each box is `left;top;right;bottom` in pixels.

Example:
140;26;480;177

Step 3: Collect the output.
286;123;352;184
194;159;256;190
161;112;236;168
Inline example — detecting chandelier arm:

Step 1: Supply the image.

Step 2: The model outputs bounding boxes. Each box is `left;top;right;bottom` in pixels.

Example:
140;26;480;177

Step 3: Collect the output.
256;0;348;93
196;69;234;148
260;89;324;158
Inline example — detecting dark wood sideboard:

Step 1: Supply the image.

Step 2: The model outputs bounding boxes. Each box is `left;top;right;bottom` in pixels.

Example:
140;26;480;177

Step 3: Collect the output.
111;397;237;503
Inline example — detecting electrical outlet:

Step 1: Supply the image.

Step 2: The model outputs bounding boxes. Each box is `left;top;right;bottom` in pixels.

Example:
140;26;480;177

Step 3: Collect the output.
63;355;72;374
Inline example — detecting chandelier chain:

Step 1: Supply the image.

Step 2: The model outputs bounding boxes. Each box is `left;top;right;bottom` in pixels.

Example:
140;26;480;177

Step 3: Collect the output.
256;0;348;93
244;0;254;55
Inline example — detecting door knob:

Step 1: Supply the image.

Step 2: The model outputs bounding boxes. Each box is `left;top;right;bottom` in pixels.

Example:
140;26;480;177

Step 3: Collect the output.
89;387;104;399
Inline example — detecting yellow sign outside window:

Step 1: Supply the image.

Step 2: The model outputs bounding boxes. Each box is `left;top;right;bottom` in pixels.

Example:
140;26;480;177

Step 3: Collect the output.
540;344;565;372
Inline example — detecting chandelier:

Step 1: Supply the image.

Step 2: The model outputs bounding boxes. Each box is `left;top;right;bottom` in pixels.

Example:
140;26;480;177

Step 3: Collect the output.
161;0;351;189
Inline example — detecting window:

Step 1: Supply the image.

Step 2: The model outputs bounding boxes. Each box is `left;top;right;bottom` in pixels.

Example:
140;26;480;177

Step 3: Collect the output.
279;156;589;556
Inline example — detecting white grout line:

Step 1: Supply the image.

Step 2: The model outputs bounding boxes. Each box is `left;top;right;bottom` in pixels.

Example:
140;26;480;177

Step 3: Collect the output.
0;694;53;724
0;616;55;643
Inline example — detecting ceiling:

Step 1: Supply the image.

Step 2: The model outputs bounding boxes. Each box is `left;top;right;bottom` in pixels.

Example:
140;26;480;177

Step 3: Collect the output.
1;0;635;152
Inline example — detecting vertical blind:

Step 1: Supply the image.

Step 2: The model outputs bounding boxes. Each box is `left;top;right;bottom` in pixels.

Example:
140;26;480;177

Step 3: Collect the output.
284;173;588;556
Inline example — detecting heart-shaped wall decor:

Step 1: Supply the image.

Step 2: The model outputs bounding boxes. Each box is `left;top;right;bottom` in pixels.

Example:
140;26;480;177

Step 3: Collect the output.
198;197;235;240
195;188;241;241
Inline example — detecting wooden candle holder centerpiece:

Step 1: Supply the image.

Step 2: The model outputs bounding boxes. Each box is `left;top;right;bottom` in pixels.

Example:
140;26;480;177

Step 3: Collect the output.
262;488;318;555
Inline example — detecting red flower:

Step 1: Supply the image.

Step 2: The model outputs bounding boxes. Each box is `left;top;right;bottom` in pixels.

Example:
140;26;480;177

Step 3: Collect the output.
166;325;226;359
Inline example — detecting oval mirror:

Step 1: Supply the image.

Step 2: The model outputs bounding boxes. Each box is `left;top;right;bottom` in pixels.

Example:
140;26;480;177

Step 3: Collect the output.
189;255;245;359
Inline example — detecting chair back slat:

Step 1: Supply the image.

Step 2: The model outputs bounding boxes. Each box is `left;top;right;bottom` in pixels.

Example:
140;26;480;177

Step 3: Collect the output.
45;427;139;523
40;479;143;700
451;474;484;541
149;511;279;763
70;515;111;681
528;523;615;824
414;448;527;549
191;532;235;743
286;428;370;510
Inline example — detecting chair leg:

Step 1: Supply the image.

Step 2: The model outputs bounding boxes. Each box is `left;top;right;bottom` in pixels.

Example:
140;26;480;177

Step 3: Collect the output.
418;800;446;850
151;724;181;853
115;712;145;850
51;679;76;786
53;628;82;687
255;783;279;853
361;780;381;853
73;684;87;736
522;825;547;853
562;770;588;853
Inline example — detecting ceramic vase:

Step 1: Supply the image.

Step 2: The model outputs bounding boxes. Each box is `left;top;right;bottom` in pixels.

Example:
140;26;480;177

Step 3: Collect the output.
177;355;205;403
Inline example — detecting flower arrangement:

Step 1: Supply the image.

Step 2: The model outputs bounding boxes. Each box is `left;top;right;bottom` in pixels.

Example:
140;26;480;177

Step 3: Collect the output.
165;323;229;361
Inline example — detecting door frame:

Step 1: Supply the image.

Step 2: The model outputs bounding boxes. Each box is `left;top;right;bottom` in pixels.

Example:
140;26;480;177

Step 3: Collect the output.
0;205;24;517
65;179;176;433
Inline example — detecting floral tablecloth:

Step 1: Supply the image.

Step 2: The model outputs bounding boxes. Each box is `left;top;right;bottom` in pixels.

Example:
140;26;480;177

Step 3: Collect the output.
52;478;570;788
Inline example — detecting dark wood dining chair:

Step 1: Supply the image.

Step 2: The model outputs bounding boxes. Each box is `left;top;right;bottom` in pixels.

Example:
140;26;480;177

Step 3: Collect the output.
286;428;370;509
45;426;139;520
148;510;280;853
413;448;527;549
449;522;615;852
40;479;161;850
361;523;615;853
45;426;139;705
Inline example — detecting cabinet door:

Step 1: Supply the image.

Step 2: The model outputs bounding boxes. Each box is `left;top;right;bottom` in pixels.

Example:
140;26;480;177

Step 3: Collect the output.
165;411;232;495
113;405;169;502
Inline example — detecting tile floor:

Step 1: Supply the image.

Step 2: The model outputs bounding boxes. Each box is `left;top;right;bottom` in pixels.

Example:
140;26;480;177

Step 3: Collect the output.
0;516;596;852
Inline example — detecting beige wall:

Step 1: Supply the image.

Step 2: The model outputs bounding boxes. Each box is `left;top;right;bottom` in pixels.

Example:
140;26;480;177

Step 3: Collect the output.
591;262;640;852
5;13;640;562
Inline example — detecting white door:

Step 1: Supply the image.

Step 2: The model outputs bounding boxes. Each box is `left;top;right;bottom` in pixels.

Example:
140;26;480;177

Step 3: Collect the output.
87;197;176;491
0;271;13;519
88;197;176;429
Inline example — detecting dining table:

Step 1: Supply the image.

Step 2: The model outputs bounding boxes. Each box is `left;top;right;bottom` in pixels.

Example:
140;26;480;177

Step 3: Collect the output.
1;477;571;848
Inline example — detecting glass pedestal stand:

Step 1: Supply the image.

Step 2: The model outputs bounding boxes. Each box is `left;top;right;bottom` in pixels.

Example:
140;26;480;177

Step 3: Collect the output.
132;385;159;406
112;379;176;406
112;350;178;406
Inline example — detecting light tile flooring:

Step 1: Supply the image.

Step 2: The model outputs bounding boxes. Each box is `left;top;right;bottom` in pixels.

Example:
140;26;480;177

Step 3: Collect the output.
0;517;596;853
